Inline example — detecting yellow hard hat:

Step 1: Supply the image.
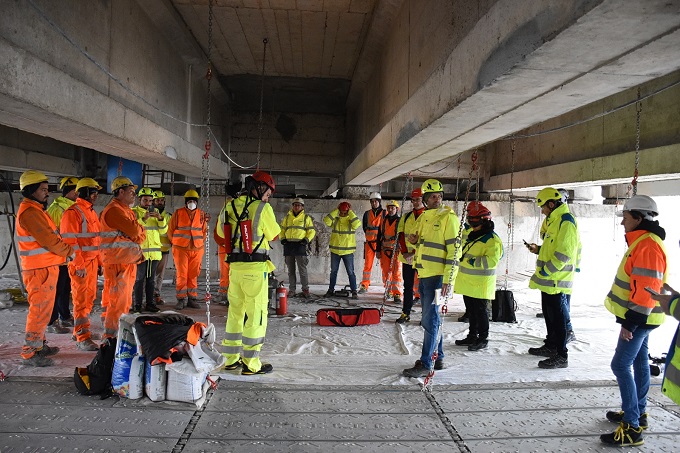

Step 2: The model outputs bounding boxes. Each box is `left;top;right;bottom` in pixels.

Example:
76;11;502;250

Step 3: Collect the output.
536;187;561;207
184;189;200;199
386;200;399;209
421;179;444;195
111;176;137;192
59;176;79;190
75;177;102;191
19;170;49;190
138;187;155;197
153;190;165;199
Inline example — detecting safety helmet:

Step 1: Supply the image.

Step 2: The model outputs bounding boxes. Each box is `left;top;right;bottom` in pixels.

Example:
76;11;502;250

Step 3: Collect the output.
338;201;351;212
369;192;381;200
386;200;399;209
75;177;102;191
467;201;491;218
292;197;305;206
558;188;569;203
111;176;137;192
184;189;200;199
411;188;423;199
250;171;276;192
59;176;79;190
19;170;49;190
616;195;658;218
138;187;155;197
421;179;444;195
152;190;165;199
535;187;561;207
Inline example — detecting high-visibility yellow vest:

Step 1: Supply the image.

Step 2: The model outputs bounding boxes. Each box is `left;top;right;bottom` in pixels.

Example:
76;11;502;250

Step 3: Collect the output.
662;297;680;405
454;226;503;300
280;210;315;242
324;209;360;256
132;206;165;261
413;206;460;282
158;210;172;252
397;209;423;264
47;196;74;231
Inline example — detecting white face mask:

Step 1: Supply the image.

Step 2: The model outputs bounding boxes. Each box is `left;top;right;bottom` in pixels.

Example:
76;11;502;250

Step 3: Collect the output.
187;201;197;211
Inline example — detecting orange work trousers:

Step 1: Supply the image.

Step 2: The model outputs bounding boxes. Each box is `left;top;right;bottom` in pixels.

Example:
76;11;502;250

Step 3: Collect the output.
218;246;230;297
102;263;136;339
21;265;59;359
172;247;204;300
380;252;402;297
361;242;379;288
69;259;98;342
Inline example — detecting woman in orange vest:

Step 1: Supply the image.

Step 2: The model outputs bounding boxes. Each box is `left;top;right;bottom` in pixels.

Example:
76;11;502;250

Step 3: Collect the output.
99;176;146;340
168;189;210;310
60;178;103;351
359;192;385;292
379;200;402;303
16;170;75;367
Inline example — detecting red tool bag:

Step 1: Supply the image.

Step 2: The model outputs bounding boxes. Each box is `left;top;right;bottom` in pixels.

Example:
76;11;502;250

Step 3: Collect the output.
316;307;381;327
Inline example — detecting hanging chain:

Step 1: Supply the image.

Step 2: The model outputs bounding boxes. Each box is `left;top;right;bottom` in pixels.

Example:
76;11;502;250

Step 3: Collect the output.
256;38;268;171
504;140;516;289
423;150;477;392
454;155;461;215
381;174;413;316
201;0;215;325
627;87;642;197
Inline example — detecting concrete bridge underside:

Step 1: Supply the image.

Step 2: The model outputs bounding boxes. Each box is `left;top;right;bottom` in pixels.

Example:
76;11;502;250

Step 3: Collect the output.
0;0;679;196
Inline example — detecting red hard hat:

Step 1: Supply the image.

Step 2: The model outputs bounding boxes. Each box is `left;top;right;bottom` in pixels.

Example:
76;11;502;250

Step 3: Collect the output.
250;171;275;192
411;188;423;198
338;201;351;212
467;201;491;218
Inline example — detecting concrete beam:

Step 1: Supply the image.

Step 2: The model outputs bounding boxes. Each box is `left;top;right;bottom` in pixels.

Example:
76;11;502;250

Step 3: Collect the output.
341;0;680;189
0;145;79;177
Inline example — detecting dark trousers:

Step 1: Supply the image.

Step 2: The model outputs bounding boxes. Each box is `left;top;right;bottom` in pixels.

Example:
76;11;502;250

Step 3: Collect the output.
134;260;159;308
49;265;72;324
542;291;568;357
464;295;489;340
401;263;417;316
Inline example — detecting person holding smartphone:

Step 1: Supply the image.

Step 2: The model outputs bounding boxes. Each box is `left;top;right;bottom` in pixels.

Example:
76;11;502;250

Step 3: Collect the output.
600;195;667;447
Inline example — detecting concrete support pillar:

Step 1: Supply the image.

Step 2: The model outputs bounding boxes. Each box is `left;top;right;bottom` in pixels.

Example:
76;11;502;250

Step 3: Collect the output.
601;184;630;204
341;186;371;200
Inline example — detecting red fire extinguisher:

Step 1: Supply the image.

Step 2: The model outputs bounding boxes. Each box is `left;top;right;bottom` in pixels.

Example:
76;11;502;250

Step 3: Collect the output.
276;283;288;316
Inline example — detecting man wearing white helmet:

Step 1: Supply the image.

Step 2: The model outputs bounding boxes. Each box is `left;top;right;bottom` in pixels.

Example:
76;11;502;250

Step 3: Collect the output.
600;195;667;446
359;192;385;293
280;197;316;298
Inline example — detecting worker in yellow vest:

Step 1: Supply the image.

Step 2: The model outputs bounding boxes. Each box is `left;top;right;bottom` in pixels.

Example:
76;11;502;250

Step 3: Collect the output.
46;176;79;334
280;197;316;298
324;201;361;299
600;195;667;447
152;190;172;305
395;188;425;323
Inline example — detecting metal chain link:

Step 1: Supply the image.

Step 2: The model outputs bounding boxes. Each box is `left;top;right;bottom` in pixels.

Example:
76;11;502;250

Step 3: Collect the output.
201;0;215;325
627;87;642;197
504;140;516;289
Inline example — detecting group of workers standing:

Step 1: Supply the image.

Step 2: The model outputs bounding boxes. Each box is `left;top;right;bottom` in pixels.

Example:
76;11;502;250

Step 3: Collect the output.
13;168;680;447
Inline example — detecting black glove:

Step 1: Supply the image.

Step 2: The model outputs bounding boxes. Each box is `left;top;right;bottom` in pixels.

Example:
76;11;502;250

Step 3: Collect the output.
280;239;288;245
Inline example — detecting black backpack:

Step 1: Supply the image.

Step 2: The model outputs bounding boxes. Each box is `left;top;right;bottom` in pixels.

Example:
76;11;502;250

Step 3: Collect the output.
492;289;518;323
73;337;117;398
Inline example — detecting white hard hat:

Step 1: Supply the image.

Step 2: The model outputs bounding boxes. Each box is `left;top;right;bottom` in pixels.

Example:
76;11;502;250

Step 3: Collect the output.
557;188;569;203
292;197;304;205
369;192;381;200
616;195;658;219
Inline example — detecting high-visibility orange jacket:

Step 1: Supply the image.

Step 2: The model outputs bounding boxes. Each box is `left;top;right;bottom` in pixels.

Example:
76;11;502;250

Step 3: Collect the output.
168;207;207;250
60;197;101;269
363;208;385;246
16;198;74;270
380;215;400;258
99;198;145;265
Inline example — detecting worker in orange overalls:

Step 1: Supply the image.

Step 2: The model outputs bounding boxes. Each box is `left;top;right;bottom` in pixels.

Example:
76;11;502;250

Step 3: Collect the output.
60;177;103;351
379;200;403;304
168;189;209;310
359;192;385;293
16;170;75;367
213;196;233;306
99;176;145;340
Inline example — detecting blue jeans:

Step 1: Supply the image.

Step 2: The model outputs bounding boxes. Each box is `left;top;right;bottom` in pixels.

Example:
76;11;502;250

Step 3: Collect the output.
419;276;445;368
328;253;357;292
611;326;652;428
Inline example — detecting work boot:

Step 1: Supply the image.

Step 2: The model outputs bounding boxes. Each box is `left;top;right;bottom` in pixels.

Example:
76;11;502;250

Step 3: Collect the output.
351;291;358;300
528;345;557;357
187;298;201;309
23;354;54;367
218;293;230;306
324;290;334;298
468;339;488;351
386;294;394;302
302;289;311;299
131;305;142;314
566;330;576;343
536;312;544;318
538;354;568;369
46;320;70;334
358;285;368;294
145;304;161;313
396;313;410;324
600;422;644;446
458;313;469;322
414;359;445;371
35;341;59;357
455;336;477;346
175;299;186;310
76;338;99;351
393;295;402;304
223;358;243;371
242;363;273;375
403;362;430;378
154;293;165;305
60;316;74;327
606;411;649;430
